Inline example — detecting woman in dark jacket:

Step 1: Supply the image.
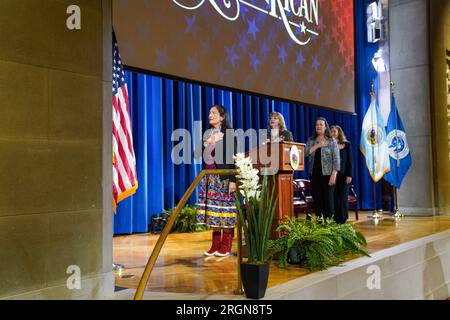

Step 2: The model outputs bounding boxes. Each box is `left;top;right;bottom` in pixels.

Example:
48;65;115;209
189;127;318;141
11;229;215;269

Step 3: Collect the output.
196;105;237;257
331;125;353;224
305;117;340;220
268;112;294;142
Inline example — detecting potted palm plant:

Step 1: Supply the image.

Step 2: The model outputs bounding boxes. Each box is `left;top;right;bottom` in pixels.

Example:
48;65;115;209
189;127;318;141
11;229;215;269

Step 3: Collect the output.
233;154;278;299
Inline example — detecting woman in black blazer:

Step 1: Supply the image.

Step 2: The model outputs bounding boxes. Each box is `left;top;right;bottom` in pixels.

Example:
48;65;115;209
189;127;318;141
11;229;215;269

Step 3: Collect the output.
268;112;294;142
331;125;353;224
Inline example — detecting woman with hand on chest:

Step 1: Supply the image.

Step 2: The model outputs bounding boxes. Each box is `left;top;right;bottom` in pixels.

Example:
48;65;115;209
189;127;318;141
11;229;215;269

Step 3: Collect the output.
195;105;237;257
268;112;293;142
305;117;340;221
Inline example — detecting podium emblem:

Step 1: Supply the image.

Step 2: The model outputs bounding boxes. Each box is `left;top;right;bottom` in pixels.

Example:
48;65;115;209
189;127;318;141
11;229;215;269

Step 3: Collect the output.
290;145;300;170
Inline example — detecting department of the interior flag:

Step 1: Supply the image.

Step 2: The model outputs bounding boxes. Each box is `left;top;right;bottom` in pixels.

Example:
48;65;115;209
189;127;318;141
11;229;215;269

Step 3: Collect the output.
360;92;390;182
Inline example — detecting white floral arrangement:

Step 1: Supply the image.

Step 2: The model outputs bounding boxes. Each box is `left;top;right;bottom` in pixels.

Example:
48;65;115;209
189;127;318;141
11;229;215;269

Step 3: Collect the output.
233;153;278;264
233;153;261;200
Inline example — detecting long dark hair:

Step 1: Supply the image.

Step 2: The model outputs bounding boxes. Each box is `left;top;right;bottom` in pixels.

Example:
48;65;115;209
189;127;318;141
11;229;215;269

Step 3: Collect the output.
313;117;331;139
210;105;232;130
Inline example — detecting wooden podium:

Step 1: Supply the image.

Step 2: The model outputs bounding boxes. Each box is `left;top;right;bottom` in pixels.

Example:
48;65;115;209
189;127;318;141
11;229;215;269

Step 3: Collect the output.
246;141;305;239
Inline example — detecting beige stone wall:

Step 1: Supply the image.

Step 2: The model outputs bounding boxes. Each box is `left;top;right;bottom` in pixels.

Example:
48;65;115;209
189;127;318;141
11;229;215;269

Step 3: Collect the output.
430;0;450;216
0;0;113;298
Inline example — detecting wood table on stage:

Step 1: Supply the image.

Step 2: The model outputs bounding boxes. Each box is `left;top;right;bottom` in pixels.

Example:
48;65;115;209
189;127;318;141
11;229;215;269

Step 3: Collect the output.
246;141;305;240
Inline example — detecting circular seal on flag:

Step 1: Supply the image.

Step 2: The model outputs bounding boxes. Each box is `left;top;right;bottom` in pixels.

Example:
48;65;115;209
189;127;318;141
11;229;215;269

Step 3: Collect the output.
387;130;409;160
365;125;385;147
290;145;300;170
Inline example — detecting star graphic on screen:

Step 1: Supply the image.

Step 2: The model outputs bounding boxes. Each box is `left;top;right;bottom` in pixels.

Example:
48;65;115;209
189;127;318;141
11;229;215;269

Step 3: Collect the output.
225;45;240;67
300;21;307;34
155;47;169;67
260;40;270;58
184;15;199;34
312;56;320;70
296;51;305;66
238;33;250;51
249;51;261;72
247;18;260;40
187;54;200;73
278;45;287;64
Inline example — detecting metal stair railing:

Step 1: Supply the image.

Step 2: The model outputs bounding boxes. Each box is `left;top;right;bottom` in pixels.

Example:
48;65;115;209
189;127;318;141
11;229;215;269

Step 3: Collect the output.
133;169;242;300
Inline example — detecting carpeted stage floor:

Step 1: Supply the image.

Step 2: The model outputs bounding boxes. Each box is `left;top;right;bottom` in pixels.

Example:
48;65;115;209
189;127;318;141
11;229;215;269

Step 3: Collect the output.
113;213;450;295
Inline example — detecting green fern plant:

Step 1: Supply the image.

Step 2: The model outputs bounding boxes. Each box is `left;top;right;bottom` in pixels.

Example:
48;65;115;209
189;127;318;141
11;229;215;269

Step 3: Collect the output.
164;204;210;233
268;217;369;271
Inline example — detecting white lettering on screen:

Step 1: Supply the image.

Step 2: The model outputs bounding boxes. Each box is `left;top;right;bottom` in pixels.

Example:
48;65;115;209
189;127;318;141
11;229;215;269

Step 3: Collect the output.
172;0;320;46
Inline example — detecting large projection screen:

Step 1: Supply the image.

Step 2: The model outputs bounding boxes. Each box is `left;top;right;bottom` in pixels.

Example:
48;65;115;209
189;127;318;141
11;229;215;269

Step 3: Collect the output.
113;0;355;113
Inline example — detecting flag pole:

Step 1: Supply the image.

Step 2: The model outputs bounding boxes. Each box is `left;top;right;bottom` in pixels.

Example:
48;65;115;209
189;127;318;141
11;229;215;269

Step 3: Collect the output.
370;80;383;219
390;81;403;219
393;186;403;218
372;182;379;216
371;173;382;220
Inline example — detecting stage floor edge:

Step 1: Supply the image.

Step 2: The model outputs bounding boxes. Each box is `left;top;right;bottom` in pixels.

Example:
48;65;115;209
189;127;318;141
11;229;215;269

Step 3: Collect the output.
112;214;450;300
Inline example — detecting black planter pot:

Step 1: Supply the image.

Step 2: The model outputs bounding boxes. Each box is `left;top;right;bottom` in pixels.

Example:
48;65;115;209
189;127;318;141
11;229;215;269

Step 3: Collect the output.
240;263;269;299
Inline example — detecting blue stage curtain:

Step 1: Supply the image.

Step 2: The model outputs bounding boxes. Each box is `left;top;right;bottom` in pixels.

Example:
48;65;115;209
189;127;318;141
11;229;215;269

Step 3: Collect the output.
114;2;381;235
354;0;384;211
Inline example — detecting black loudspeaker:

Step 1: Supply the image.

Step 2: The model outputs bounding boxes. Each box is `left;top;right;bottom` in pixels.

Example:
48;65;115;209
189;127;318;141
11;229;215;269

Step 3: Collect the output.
150;215;166;234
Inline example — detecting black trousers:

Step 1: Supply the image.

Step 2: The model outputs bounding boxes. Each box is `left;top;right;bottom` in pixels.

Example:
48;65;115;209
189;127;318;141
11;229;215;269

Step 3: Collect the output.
310;174;335;220
334;174;350;224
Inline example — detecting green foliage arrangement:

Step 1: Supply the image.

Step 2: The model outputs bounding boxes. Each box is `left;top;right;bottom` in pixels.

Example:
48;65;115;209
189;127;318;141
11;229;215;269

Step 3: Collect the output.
164;204;209;233
268;217;369;271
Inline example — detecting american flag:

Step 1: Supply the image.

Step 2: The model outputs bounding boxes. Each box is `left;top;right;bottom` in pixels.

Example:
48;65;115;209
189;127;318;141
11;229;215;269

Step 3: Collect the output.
112;33;138;212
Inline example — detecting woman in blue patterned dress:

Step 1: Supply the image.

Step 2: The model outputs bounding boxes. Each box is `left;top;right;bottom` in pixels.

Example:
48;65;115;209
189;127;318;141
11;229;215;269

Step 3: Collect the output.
196;105;237;257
